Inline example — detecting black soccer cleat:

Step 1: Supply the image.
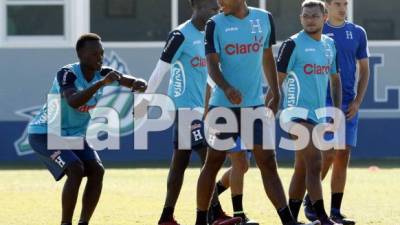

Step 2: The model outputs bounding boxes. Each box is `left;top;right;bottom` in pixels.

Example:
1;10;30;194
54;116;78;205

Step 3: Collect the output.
303;195;318;222
330;212;355;225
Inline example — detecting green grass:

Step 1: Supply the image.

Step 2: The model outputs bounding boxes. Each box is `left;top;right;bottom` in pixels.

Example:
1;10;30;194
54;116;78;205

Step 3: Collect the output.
0;165;399;225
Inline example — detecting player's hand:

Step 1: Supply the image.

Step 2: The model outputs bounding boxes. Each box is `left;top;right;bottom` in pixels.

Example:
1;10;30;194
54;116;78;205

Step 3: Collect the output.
224;86;242;105
132;78;147;92
265;95;280;115
101;71;121;85
346;99;360;120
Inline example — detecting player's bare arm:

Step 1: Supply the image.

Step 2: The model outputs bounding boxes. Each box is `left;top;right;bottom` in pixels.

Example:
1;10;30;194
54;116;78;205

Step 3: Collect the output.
346;58;369;119
330;73;342;109
116;72;148;92
61;76;114;109
206;53;242;105
263;47;281;114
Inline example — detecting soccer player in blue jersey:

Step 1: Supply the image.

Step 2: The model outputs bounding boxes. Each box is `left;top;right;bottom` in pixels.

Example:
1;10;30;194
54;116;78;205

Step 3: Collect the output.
140;1;237;225
303;0;370;224
27;33;147;225
195;1;306;225
276;1;342;225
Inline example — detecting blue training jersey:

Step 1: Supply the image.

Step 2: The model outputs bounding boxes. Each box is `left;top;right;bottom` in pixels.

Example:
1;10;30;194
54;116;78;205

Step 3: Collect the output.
28;63;118;136
323;21;369;105
161;20;208;109
277;31;338;123
205;7;276;107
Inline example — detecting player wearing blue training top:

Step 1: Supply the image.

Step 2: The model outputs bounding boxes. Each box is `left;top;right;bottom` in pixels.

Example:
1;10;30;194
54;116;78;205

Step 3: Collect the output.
276;1;343;225
139;1;234;225
28;33;147;225
303;0;370;224
195;1;305;225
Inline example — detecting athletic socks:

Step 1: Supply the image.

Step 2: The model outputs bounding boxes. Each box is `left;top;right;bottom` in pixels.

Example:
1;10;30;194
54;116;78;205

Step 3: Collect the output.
159;206;174;223
216;181;228;195
289;199;303;221
195;209;208;225
232;194;246;219
331;192;344;215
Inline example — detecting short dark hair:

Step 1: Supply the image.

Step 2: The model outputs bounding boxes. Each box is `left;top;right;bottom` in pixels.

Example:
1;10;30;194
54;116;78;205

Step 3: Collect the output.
75;33;101;52
302;0;326;13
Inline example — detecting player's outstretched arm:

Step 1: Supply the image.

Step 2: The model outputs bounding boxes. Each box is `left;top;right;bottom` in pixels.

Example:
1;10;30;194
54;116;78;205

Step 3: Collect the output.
115;73;147;92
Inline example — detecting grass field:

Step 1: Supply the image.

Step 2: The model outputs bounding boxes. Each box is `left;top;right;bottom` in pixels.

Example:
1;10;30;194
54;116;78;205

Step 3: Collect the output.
0;161;399;225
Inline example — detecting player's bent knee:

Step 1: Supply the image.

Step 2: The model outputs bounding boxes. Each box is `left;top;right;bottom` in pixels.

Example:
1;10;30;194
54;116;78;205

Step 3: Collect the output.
85;161;105;179
323;150;336;163
306;161;322;176
232;160;249;174
65;162;85;179
256;154;278;174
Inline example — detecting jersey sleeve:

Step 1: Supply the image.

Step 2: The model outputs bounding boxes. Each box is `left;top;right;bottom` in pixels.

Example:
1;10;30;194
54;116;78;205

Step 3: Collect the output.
56;68;77;92
160;30;185;64
356;26;370;60
264;12;276;49
205;19;220;55
276;39;296;73
330;42;339;75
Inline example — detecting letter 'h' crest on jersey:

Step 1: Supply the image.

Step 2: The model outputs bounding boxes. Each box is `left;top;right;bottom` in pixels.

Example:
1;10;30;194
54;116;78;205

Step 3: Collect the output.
249;19;262;34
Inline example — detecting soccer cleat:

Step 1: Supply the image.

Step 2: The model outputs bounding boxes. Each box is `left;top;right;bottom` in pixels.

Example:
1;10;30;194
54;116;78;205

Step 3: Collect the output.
296;221;321;225
158;218;181;225
212;213;242;225
285;221;321;225
240;217;259;225
303;196;318;222
330;213;355;225
320;218;343;225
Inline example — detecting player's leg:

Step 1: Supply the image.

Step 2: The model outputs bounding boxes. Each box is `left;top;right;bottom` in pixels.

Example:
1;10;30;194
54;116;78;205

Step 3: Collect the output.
288;150;307;222
159;148;192;224
72;141;104;225
300;122;340;224
62;162;85;225
78;160;105;224
248;106;296;225
228;151;253;223
28;133;85;225
195;147;227;225
253;145;298;225
328;112;358;225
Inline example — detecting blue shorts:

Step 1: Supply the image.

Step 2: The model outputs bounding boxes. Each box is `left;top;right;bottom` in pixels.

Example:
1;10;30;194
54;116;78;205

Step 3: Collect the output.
228;137;252;159
324;104;359;147
28;133;101;181
208;106;266;150
172;119;206;150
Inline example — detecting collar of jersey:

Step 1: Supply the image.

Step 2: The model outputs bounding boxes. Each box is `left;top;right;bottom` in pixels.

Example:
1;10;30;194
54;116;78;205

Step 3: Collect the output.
326;20;347;29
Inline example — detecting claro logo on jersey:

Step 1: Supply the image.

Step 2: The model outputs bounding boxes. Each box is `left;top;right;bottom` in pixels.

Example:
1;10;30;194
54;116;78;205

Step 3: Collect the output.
190;56;206;68
224;36;264;56
303;64;331;75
